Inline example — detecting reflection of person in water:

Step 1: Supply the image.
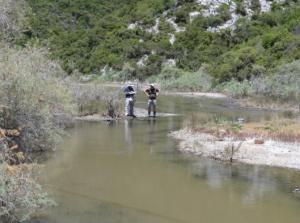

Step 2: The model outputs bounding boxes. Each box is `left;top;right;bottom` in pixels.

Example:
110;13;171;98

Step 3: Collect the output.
124;119;134;153
147;119;156;154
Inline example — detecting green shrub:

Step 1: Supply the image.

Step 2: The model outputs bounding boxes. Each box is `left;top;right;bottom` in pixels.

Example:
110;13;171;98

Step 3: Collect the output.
69;82;122;117
255;60;300;100
236;1;247;16
217;60;300;101
0;145;54;222
149;65;212;91
0;0;27;41
0;46;74;152
212;46;259;82
218;79;252;98
250;0;261;13
217;3;231;22
0;135;54;223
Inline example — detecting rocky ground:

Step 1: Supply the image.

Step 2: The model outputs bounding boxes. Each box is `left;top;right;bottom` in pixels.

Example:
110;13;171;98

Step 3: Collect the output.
170;128;300;170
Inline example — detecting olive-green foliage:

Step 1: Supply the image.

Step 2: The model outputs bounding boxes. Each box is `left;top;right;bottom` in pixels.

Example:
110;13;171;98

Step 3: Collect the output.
0;46;74;152
148;65;212;91
24;0;175;75
217;79;253;98
69;82;122;117
0;0;27;42
0;144;55;222
23;0;300;84
0;138;54;223
218;60;300;101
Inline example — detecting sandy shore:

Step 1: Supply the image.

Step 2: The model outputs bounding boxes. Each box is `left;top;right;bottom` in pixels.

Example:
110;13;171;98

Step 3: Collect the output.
170;129;300;170
162;91;227;99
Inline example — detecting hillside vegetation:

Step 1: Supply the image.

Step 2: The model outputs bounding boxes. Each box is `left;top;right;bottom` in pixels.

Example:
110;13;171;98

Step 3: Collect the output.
22;0;300;85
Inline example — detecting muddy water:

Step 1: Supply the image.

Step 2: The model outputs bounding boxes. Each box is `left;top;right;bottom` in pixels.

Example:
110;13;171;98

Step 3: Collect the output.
43;95;300;223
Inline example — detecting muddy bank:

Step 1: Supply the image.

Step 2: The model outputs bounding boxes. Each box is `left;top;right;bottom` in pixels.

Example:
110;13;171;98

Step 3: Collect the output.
170;129;300;170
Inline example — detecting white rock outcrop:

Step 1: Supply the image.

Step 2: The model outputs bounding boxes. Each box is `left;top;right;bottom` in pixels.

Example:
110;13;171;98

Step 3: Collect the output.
171;129;300;170
146;18;160;34
137;55;149;67
169;33;176;45
127;0;286;45
164;59;176;67
167;18;186;32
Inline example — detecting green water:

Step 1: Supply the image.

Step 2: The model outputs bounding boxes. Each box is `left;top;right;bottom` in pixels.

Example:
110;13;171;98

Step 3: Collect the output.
43;95;300;223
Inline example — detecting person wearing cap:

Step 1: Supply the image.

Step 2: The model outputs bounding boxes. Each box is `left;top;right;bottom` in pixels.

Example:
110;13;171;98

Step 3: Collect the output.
144;84;160;117
124;84;136;117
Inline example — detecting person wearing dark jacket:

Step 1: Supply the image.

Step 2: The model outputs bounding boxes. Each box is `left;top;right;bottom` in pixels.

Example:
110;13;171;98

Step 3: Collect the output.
124;84;136;117
144;84;159;117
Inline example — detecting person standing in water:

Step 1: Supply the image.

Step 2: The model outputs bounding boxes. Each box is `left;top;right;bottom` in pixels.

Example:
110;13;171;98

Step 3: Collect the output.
144;84;159;117
124;84;136;117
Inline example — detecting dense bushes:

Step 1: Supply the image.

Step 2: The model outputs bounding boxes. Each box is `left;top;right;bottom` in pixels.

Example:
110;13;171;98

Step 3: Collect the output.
218;60;300;101
148;65;213;91
0;151;54;222
0;128;54;222
23;0;300;83
0;46;74;152
24;0;176;74
69;82;122;117
9;0;299;103
0;2;58;222
0;0;27;41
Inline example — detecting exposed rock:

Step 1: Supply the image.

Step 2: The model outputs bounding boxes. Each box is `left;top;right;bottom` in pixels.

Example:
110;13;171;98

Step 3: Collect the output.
166;18;186;32
169;33;176;45
137;54;149;67
127;0;285;37
164;59;176;67
170;128;300;170
259;0;271;12
146;18;160;34
189;11;201;21
244;0;254;17
128;22;143;30
293;188;300;193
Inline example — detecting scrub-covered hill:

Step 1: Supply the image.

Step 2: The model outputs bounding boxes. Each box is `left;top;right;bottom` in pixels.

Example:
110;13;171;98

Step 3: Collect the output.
22;0;300;94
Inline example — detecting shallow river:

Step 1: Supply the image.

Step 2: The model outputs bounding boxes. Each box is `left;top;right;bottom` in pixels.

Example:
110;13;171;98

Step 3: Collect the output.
43;94;300;223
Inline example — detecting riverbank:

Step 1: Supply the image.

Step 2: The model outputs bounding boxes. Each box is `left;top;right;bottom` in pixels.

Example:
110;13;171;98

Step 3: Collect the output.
170;129;300;170
98;81;299;112
170;118;300;170
237;97;300;113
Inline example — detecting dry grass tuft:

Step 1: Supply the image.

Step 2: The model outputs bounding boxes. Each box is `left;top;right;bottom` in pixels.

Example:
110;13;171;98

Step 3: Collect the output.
189;115;300;143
